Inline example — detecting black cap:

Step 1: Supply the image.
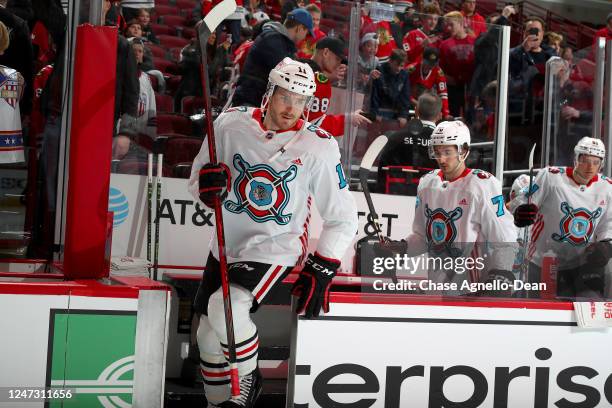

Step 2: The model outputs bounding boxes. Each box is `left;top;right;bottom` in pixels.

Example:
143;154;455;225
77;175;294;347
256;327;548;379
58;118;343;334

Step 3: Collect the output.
316;37;346;59
423;47;439;64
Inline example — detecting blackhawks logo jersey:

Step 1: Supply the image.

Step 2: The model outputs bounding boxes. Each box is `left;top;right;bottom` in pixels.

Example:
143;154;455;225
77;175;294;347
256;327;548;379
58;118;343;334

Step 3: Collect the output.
513;167;612;268
406;168;518;276
307;72;345;137
0;66;25;164
189;107;358;266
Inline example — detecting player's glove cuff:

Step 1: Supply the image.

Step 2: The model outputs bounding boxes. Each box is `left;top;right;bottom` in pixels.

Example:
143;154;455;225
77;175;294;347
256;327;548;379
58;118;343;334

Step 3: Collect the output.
514;203;538;227
198;163;231;208
291;253;340;318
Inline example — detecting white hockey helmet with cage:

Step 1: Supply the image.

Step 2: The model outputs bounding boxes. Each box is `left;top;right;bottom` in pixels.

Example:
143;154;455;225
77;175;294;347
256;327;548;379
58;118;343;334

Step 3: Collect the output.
574;137;605;169
262;57;316;117
428;120;471;160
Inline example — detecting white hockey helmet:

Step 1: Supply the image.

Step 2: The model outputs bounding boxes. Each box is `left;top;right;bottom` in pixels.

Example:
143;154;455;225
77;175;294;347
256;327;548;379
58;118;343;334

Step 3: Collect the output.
262;57;316;115
428;120;471;159
574;137;605;169
509;174;530;202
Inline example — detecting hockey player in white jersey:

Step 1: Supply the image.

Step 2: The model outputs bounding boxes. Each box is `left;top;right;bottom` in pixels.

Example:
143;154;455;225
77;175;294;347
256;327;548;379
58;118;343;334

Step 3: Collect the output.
0;21;25;164
379;121;518;294
513;137;611;298
188;58;358;407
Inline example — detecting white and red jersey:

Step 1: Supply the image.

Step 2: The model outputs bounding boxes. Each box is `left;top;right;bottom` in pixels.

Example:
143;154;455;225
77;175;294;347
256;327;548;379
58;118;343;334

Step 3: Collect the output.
407;62;449;117
0;66;25;164
189;106;358;266
402;29;441;65
514;167;612;268
308;71;345;137
406;168;518;274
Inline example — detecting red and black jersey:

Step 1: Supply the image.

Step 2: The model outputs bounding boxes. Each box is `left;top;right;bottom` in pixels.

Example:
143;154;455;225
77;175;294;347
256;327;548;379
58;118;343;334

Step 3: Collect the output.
296;28;326;60
407;62;449;117
402;29;441;65
375;21;397;63
307;71;345;137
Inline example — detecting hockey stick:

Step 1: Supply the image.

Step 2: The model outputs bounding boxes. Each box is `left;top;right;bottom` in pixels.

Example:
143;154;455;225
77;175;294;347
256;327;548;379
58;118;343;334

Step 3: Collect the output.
147;154;153;279
153;154;163;281
359;135;390;242
519;144;537;288
197;0;241;397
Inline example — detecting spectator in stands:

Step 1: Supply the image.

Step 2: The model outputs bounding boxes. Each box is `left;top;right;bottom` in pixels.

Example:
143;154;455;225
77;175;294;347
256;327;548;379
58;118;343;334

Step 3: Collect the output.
121;0;153;23
130;38;157;139
560;46;585;82
245;0;268;26
6;0;32;23
296;4;325;59
472;80;497;140
390;2;416;46
469;5;515;103
138;8;158;44
402;3;442;66
304;37;371;136
174;31;231;112
358;32;381;89
593;12;612;45
0;0;34;118
460;0;486;38
106;0;140;160
407;47;450;119
439;10;475;117
124;18;165;92
508;16;556;108
232;7;313;107
280;0;304;22
370;48;411;128
376;92;441;195
543;31;563;55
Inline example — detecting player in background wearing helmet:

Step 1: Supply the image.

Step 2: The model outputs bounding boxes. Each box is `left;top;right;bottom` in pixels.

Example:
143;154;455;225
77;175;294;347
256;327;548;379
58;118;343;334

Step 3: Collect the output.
513;137;611;298
188;58;358;407
378;121;518;294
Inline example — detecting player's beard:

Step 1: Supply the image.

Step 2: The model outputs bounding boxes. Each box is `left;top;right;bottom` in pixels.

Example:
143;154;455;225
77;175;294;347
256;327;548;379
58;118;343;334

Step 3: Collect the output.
266;105;301;131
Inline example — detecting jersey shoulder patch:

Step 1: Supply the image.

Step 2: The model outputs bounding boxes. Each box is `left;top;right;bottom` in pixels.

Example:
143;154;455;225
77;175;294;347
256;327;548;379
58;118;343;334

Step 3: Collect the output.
471;169;493;180
316;72;328;84
547;166;565;175
306;123;332;140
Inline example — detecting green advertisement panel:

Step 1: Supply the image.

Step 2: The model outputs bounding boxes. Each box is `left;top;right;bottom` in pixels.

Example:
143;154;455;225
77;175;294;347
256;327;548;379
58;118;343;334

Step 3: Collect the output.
46;310;137;408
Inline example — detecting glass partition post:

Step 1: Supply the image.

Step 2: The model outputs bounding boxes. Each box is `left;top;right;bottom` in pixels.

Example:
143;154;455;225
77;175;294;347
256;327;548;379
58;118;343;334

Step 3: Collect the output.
593;37;606;140
604;39;612;177
494;25;510;180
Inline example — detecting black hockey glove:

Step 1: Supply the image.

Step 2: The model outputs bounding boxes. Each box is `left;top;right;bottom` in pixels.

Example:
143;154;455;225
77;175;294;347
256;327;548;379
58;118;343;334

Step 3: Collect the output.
480;269;515;298
372;238;407;283
198;163;231;209
584;240;612;268
292;253;340;318
514;203;538;227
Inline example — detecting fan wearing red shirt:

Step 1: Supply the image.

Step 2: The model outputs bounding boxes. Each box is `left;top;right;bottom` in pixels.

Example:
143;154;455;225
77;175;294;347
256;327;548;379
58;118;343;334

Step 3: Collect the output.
402;3;442;65
460;0;486;38
593;13;612;48
407;47;450;119
439;11;475;117
375;20;398;63
296;4;326;59
306;38;371;136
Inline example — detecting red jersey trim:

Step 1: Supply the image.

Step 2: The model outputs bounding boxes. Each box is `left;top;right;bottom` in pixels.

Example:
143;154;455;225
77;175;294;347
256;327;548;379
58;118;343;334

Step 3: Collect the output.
437;167;471;182
251;108;304;134
565;167;598;187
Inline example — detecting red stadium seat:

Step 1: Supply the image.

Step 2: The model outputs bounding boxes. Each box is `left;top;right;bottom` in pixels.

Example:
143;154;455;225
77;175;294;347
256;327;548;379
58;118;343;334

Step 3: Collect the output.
180;96;204;115
175;0;196;10
153;5;175;17
152;57;177;74
163;137;203;166
157;34;190;49
160;15;188;27
150;23;175;37
148;43;167;58
155;93;174;113
156;113;193;135
182;27;196;39
116;158;149;175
